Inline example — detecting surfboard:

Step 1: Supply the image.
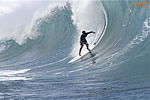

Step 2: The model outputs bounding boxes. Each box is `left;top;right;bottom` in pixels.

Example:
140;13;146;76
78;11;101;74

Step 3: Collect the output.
68;55;81;63
68;51;95;64
68;50;89;64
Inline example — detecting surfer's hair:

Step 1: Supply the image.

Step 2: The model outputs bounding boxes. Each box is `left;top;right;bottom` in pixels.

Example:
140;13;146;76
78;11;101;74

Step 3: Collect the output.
82;31;86;33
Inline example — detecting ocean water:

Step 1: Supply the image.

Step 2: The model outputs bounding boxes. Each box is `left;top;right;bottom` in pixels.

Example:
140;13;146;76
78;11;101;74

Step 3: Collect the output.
0;0;150;99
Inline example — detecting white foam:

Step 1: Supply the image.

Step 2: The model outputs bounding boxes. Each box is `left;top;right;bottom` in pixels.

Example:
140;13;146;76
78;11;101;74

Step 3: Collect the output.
0;69;30;76
0;69;30;81
0;76;31;81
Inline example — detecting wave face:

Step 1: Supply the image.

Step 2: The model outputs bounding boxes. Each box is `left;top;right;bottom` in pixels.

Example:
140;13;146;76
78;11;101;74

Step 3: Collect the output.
0;0;149;99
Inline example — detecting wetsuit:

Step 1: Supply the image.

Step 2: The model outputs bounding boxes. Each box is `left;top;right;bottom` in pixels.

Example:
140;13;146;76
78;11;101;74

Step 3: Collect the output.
80;33;90;46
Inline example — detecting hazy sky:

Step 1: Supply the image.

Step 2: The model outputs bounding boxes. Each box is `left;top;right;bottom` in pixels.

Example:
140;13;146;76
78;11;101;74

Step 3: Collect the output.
0;0;51;36
0;0;30;16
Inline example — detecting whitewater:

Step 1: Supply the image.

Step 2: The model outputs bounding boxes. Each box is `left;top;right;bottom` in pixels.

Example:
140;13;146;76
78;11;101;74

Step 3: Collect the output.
0;0;149;99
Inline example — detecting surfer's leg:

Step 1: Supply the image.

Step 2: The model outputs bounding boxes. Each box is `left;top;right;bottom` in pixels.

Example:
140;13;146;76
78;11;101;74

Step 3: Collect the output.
86;44;91;52
79;43;84;56
79;46;83;56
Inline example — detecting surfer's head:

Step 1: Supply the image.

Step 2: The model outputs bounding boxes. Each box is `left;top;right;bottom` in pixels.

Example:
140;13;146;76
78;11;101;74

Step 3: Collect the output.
82;30;86;34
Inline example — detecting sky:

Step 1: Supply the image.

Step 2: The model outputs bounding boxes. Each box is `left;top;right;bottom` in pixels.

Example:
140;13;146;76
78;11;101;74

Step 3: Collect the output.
0;0;50;40
0;0;28;16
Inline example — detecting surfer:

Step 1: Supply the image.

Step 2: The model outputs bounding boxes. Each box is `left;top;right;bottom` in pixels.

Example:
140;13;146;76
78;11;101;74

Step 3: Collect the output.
79;30;96;56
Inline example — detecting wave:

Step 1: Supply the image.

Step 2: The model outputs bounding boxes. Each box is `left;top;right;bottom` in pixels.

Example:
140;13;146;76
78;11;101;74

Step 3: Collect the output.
0;2;75;64
0;0;149;99
0;0;107;66
0;0;149;83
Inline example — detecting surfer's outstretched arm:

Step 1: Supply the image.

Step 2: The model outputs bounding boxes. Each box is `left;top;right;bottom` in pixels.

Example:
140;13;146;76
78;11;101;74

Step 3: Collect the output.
86;31;96;34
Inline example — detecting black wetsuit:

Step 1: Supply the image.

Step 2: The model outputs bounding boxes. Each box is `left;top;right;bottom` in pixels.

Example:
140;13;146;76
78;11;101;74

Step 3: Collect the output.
80;33;90;46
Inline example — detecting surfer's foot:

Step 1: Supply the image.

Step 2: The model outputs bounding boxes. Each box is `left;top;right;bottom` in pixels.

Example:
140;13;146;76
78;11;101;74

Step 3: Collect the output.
87;48;91;52
79;53;81;56
88;50;91;54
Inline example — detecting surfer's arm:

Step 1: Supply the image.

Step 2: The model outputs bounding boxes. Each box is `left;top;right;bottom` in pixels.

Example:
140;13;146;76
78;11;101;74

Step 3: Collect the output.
86;31;96;34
